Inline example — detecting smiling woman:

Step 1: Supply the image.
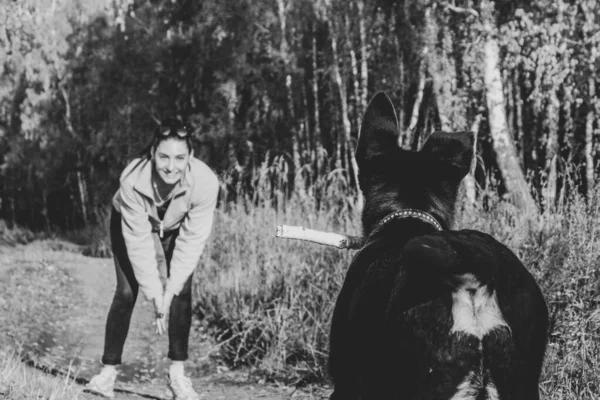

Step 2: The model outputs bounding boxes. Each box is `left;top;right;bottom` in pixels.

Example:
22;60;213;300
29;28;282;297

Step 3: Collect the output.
85;118;219;400
153;122;193;188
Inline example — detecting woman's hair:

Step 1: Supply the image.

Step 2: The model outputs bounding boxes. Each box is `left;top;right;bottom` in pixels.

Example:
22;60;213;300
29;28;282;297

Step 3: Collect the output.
140;117;193;159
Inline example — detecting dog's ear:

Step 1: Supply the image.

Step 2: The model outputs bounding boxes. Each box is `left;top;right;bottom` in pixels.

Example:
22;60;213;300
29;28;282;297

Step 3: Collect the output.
420;131;475;178
356;92;399;165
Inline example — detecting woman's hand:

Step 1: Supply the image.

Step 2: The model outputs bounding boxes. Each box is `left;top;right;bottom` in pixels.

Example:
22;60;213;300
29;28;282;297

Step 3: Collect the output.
154;290;175;335
154;296;166;335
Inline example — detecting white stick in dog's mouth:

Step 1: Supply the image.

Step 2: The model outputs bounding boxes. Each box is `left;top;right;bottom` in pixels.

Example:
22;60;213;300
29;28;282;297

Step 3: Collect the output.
275;225;364;250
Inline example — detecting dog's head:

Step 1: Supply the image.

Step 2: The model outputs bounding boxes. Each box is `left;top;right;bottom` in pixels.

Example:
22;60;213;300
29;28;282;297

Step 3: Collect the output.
356;92;474;236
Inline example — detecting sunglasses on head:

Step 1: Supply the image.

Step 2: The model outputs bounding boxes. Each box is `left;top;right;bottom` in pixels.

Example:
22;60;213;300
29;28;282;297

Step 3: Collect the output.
156;125;190;138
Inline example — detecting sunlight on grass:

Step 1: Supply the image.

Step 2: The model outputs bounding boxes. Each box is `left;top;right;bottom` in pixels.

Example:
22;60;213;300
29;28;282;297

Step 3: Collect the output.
4;155;598;397
0;347;83;400
193;164;600;396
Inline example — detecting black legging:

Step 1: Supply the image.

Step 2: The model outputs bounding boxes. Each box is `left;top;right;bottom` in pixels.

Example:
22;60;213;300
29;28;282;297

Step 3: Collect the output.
101;207;192;365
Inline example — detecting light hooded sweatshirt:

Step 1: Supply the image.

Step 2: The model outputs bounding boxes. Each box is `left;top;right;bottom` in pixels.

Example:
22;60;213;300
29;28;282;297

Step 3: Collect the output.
112;157;219;301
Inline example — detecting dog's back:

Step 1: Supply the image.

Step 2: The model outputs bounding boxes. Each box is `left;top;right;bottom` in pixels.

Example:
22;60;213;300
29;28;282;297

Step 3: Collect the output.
328;93;548;400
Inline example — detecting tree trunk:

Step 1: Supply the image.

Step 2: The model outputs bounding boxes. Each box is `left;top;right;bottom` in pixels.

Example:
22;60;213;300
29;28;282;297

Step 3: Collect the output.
357;0;368;115
514;71;525;163
505;68;514;143
331;36;348;141
426;5;466;132
60;85;78;139
345;12;361;132
405;50;427;149
419;100;433;151
277;0;304;198
10;192;16;226
481;2;537;213
61;85;90;225
311;30;322;176
330;25;362;207
395;34;405;138
562;84;575;166
426;4;476;209
42;190;50;230
544;89;560;212
463;114;482;207
10;70;27;136
583;0;597;199
301;82;312;172
286;74;301;173
585;75;596;199
77;170;89;226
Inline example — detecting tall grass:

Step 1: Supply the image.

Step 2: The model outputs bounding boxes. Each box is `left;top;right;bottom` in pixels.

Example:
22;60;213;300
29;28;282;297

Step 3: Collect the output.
0;348;83;400
456;183;600;399
194;160;360;385
29;151;599;396
193;158;600;397
0;219;42;245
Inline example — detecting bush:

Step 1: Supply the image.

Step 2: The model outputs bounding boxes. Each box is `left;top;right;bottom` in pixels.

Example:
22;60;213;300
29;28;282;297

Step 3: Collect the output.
0;219;40;246
194;198;358;384
64;207;112;258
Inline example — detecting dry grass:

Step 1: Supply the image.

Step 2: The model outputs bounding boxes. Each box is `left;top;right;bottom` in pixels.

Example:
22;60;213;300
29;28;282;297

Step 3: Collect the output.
193;200;358;385
194;161;600;396
456;185;600;399
0;219;41;246
0;348;83;400
4;154;598;397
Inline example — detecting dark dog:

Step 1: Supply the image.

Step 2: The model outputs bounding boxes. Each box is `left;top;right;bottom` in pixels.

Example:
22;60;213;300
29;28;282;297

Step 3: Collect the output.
328;93;548;399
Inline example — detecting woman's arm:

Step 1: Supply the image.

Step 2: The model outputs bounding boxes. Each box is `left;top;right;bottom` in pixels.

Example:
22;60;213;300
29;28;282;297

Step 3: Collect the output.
119;180;164;302
165;171;219;296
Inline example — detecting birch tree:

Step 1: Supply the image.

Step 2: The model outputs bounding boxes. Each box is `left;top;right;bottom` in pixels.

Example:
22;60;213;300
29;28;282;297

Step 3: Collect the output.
582;0;599;199
356;0;369;116
481;0;537;213
425;4;481;208
317;0;363;207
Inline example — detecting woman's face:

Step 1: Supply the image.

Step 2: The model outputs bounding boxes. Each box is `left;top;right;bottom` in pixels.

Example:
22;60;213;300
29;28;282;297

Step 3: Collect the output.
153;138;191;185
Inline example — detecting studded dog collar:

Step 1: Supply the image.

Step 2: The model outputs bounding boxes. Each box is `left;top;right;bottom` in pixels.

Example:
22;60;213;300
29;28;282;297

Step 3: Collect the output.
374;209;443;234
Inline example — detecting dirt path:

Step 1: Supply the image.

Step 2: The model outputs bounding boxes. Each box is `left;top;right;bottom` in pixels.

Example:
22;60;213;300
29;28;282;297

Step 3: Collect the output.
0;240;328;400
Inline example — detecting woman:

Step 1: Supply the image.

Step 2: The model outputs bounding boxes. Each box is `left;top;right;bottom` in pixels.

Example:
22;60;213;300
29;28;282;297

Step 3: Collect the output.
86;118;219;400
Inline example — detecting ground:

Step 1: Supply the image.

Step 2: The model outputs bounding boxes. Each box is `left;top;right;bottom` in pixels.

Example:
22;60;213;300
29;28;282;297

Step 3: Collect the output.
0;240;328;400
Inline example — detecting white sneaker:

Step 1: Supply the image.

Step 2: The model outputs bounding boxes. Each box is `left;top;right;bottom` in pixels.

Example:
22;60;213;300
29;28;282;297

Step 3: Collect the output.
86;367;117;398
166;373;202;400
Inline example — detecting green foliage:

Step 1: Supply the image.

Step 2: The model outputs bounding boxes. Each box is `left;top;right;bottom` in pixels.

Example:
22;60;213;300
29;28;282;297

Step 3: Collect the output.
2;0;600;230
498;0;600;174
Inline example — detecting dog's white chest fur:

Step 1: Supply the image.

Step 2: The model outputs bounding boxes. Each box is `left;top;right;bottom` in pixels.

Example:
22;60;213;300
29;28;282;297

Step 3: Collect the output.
448;273;507;399
449;372;500;400
450;273;508;339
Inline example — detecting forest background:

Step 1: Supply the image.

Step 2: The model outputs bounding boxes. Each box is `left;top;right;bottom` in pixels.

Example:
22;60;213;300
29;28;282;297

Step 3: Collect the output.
1;0;600;398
